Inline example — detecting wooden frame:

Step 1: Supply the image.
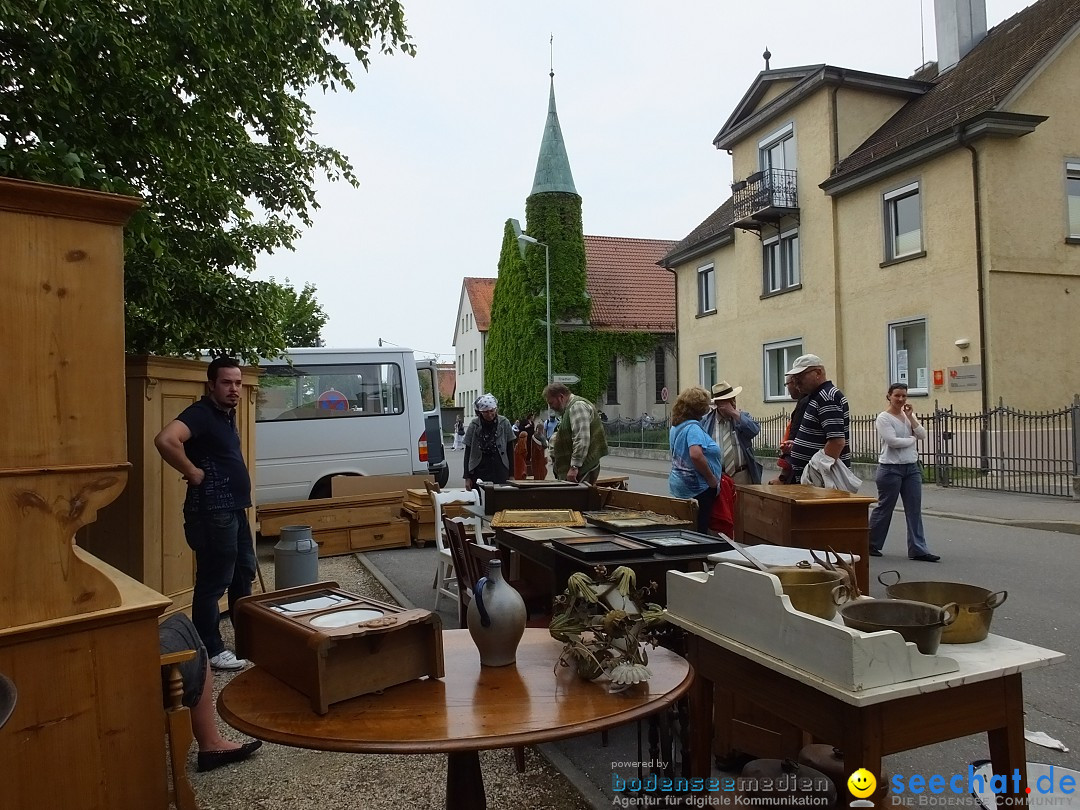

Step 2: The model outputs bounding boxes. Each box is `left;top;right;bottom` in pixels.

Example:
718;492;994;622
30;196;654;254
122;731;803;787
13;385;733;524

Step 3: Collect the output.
549;536;655;562
490;509;586;528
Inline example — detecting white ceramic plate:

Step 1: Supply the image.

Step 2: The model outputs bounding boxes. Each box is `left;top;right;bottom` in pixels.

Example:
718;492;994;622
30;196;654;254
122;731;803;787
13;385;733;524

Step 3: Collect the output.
309;608;385;628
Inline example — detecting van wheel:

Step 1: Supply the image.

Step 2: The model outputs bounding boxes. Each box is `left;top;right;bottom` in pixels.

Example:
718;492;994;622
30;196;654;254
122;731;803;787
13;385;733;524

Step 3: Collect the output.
435;466;449;487
309;478;335;500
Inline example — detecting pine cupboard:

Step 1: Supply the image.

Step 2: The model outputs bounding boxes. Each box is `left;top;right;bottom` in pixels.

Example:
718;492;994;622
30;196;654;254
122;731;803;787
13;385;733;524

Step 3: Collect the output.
77;355;260;614
0;177;171;810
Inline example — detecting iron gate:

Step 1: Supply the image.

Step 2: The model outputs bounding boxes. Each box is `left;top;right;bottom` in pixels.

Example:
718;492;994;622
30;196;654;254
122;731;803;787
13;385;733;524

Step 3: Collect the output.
751;396;1080;497
928;398;1079;497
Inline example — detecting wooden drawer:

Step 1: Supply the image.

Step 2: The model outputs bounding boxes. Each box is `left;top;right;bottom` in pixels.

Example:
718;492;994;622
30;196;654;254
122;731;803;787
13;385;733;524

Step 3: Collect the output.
349;519;410;552
313;529;352;558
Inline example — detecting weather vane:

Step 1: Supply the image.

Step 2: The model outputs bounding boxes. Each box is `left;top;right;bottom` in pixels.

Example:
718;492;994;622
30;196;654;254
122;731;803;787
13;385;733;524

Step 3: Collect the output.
550;33;554;78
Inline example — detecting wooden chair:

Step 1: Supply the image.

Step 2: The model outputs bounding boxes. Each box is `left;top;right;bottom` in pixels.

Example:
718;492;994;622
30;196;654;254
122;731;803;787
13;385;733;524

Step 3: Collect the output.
442;516;494;629
161;649;199;810
441;517;550;630
427;484;483;612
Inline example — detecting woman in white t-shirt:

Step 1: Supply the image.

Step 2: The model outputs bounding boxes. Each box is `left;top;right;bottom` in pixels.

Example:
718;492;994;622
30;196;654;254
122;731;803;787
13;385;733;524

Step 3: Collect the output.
868;383;940;562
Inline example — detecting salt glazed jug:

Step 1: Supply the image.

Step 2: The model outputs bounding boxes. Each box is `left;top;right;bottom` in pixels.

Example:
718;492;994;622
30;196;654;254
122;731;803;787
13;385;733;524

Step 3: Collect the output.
467;559;526;667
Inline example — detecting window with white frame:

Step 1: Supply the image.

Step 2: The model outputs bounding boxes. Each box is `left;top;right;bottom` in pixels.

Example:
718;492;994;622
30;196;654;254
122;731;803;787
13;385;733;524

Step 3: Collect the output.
763;339;803;401
759;124;796;173
1067;162;1080;239
697;264;715;315
889;319;928;395
699;353;717;389
763;229;800;294
884;182;922;260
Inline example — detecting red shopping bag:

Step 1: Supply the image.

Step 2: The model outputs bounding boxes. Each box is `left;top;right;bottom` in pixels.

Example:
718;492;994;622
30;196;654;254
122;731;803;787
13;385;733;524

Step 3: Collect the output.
708;473;737;537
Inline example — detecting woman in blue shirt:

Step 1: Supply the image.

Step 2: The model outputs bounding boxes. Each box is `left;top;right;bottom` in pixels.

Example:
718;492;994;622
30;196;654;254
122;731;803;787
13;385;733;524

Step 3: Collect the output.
668;387;723;534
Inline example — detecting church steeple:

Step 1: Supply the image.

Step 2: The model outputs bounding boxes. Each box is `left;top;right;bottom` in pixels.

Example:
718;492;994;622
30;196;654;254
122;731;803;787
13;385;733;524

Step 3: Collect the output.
530;73;578;196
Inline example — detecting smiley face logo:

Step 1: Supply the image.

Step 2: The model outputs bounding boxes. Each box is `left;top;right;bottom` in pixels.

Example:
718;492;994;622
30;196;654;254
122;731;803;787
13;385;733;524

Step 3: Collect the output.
847;768;877;799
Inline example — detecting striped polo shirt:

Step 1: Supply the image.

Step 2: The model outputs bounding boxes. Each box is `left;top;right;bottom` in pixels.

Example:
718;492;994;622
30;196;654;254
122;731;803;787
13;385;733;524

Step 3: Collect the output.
789;381;851;480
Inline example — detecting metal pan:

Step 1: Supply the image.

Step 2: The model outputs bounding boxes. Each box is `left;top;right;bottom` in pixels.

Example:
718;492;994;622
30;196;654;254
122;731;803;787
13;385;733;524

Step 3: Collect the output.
838;598;958;655
878;570;1007;644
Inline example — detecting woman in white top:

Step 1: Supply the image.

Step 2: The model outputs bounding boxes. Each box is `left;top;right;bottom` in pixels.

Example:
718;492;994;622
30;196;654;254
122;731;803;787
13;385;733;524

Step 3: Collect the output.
868;383;940;562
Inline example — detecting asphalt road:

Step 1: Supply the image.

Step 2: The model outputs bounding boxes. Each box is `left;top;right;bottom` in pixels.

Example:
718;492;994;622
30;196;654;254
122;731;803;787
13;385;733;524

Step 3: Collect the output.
437;453;1079;799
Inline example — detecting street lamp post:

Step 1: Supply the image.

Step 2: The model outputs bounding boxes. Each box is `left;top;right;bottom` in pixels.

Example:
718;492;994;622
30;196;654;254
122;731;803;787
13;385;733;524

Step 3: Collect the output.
517;234;552;386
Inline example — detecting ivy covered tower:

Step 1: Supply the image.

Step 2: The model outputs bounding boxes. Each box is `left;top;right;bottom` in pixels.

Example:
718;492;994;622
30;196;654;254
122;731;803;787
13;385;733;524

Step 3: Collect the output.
486;72;593;418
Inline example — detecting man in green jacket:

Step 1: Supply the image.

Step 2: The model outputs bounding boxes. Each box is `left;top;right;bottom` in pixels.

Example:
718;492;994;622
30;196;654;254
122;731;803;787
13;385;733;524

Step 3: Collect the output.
543;383;608;483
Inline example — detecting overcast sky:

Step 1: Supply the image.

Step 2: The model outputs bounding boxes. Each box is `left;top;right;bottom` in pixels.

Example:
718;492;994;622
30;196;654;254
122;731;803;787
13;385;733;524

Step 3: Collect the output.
252;0;1032;361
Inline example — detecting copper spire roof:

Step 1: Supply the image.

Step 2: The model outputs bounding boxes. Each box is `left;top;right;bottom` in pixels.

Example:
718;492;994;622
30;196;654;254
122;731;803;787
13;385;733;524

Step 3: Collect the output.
531;75;578;196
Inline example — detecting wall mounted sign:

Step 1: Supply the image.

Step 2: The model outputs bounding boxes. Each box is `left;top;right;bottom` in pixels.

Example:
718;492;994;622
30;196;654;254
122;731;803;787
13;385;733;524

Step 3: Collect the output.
947;365;982;392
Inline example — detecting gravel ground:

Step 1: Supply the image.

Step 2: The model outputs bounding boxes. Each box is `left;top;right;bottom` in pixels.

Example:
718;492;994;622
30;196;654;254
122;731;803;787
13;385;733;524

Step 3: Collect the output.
186;548;593;810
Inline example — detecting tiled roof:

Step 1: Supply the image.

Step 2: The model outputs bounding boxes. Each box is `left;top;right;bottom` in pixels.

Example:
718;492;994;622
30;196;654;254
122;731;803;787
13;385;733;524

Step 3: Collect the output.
584;235;678;333
436;363;456;401
660;198;735;266
463;277;497;331
831;0;1080;182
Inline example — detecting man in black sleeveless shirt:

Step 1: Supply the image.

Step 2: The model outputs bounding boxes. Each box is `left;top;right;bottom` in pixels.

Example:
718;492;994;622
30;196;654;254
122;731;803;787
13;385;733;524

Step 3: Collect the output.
155;357;255;671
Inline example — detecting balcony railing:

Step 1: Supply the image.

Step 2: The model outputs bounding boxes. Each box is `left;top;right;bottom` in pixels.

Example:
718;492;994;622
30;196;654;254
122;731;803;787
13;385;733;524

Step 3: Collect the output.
732;168;799;227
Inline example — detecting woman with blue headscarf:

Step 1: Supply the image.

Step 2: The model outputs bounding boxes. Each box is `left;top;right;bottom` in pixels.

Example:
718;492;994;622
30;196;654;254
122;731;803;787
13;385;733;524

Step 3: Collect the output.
463;393;516;490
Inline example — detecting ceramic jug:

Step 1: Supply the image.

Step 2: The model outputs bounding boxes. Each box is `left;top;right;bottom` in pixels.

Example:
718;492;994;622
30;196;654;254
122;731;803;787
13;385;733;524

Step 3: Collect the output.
467;559;526;667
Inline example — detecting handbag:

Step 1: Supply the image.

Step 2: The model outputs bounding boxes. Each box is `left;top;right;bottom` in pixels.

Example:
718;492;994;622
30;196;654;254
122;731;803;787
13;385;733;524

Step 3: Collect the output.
708;473;737;537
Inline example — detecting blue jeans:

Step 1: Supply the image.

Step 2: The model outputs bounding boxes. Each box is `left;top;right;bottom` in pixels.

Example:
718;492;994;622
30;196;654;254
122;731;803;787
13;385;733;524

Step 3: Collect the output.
869;463;931;557
183;509;256;657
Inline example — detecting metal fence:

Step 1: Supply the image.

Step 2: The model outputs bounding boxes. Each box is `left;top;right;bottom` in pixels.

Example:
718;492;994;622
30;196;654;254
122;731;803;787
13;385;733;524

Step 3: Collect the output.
607;398;1080;497
602;416;671;451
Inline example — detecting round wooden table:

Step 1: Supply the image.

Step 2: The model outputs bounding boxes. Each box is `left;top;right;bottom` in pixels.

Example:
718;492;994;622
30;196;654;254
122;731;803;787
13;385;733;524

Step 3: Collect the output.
219;628;693;809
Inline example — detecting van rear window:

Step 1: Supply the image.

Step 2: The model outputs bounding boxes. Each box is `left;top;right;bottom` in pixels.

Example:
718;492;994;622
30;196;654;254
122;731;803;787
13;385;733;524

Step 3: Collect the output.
256;363;405;422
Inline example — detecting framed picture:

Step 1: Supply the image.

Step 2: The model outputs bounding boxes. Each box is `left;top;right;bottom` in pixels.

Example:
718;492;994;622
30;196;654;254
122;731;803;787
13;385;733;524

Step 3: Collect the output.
550;536;655;562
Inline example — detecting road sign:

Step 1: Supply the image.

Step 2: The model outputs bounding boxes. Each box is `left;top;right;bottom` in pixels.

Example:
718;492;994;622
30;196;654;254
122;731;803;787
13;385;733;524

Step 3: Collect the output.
552;374;580;385
660;386;669;402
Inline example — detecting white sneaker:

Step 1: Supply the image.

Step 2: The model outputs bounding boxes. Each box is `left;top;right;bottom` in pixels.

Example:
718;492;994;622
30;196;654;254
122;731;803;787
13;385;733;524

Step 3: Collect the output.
209;650;248;671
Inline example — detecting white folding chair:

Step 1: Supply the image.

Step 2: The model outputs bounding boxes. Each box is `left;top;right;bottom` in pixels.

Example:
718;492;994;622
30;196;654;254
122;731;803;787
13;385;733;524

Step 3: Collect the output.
429;487;484;612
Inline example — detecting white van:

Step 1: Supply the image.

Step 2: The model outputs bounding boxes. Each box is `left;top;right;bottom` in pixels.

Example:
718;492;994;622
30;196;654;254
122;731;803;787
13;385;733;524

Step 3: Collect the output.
254;347;448;504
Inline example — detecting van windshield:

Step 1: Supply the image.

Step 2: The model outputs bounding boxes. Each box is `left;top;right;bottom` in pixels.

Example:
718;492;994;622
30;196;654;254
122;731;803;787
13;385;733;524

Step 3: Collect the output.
257;362;405;421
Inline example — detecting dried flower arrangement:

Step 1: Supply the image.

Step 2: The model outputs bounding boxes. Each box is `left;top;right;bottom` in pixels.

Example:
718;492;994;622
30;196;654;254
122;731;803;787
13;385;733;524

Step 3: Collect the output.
548;565;667;690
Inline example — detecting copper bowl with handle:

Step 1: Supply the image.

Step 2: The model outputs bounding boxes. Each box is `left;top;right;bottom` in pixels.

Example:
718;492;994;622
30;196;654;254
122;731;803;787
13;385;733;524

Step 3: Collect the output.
838;598;958;655
769;567;848;620
878;570;1007;644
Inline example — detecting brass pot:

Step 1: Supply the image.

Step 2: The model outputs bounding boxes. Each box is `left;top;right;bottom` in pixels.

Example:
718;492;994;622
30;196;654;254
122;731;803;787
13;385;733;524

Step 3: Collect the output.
769;567;848;620
839;598;958;655
878;570;1007;644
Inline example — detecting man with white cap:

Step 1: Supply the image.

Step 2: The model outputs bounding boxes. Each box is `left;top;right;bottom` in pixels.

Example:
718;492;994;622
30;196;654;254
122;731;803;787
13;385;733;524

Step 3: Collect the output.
701;380;762;485
784;355;851;482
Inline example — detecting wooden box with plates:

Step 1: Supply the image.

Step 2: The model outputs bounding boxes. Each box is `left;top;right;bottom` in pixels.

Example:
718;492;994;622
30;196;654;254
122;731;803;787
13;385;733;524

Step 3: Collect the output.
233;582;444;714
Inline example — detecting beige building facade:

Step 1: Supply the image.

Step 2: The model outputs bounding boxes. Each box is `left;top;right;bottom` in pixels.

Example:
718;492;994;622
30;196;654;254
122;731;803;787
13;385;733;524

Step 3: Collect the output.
666;0;1080;415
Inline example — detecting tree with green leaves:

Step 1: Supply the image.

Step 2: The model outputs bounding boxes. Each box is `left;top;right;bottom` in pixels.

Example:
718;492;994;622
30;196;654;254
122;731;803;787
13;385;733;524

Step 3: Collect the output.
0;0;413;362
275;281;328;348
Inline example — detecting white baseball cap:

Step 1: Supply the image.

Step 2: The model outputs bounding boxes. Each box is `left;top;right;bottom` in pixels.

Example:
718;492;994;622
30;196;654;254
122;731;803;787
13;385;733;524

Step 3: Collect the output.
785;354;824;376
